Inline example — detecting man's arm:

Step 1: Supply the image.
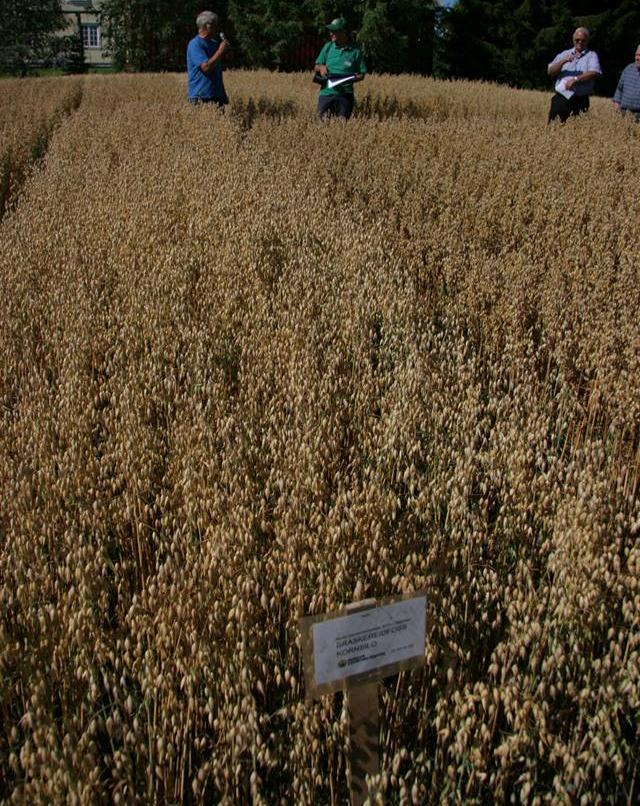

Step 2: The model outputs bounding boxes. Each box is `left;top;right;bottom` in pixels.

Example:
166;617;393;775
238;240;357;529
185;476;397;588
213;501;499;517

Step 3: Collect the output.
314;43;329;77
548;52;574;78
566;70;600;90
613;72;624;109
200;39;228;74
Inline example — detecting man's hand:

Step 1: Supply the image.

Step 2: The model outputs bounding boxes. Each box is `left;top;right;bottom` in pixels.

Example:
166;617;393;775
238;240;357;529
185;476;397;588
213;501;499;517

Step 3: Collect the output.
315;64;328;77
201;39;228;73
613;101;621;112
548;52;575;77
354;73;364;82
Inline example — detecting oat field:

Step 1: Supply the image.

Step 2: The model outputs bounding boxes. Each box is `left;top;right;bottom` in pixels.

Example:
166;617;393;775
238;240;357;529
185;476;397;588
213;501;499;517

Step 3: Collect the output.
1;71;639;804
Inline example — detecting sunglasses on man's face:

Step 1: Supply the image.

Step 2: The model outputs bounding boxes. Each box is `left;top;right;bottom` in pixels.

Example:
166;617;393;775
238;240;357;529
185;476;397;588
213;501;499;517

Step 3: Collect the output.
574;38;586;43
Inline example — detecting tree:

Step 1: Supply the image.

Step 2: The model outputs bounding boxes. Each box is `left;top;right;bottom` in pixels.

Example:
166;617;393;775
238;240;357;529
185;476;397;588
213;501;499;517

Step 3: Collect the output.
57;30;87;75
294;0;435;74
98;0;437;74
439;0;512;83
357;0;435;74
0;0;66;75
437;0;640;94
487;0;575;90
572;0;640;95
227;0;303;68
99;0;213;71
57;6;88;75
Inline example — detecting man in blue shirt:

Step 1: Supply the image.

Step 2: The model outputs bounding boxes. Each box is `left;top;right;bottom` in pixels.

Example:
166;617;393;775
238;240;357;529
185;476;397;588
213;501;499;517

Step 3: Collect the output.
186;11;229;106
314;17;366;120
613;45;640;123
547;27;602;123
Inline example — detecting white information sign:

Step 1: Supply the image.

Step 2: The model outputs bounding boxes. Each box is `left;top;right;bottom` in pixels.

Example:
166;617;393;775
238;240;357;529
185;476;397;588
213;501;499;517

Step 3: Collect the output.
312;596;426;687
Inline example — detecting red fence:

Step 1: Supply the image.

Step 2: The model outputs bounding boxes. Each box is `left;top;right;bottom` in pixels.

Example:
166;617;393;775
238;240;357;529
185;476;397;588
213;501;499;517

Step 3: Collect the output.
278;31;326;72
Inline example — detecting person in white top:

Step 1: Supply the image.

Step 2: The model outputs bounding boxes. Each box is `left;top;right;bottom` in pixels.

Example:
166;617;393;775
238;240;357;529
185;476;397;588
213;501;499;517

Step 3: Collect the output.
547;27;602;123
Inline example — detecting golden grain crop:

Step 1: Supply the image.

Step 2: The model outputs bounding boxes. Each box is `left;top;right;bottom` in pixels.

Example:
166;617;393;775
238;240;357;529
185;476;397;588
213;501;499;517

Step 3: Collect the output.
0;70;638;804
0;76;83;219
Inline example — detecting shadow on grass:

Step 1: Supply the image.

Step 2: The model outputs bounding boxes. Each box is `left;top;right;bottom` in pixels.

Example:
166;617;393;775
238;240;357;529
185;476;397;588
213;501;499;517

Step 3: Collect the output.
356;91;449;122
230;96;299;129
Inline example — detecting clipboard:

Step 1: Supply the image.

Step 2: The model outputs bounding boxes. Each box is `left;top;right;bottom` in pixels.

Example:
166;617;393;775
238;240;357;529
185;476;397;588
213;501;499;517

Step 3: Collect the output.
555;76;574;100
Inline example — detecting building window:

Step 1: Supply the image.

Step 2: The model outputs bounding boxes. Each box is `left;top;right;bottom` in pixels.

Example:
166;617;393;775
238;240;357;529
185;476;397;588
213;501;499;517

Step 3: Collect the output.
82;24;101;49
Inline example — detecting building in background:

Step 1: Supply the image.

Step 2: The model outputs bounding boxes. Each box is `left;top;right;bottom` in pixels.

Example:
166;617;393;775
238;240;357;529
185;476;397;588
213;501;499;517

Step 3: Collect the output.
61;1;111;69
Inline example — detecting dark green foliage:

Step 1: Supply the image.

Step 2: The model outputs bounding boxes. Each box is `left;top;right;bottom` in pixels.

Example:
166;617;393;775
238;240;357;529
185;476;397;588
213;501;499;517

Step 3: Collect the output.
302;0;435;74
440;0;510;83
228;0;303;68
0;0;66;75
437;0;640;95
99;1;215;72
588;0;640;95
88;0;640;90
357;1;435;74
58;31;87;74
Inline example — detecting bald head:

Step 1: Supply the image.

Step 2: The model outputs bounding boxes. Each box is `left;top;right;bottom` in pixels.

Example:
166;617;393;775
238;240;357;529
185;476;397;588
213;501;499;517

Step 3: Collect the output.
572;28;589;53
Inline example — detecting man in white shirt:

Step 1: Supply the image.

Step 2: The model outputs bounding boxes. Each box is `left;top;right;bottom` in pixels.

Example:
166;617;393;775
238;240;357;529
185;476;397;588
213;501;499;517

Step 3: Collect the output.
547;27;602;123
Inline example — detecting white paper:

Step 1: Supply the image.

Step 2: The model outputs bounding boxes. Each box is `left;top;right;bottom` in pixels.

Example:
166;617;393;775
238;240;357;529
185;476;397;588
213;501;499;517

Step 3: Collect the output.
555;77;574;100
312;596;426;686
327;74;356;89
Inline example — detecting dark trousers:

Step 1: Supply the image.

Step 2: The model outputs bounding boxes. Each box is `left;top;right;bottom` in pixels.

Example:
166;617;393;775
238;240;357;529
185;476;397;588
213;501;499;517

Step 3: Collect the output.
318;93;355;120
548;92;590;123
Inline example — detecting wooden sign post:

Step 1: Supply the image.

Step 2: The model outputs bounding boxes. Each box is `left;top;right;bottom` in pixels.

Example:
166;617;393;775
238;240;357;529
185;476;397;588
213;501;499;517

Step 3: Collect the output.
345;599;380;805
346;678;379;804
300;592;426;805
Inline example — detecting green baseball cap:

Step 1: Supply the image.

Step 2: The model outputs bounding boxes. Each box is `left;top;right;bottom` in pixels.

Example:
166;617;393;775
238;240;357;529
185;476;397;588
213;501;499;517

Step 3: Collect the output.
326;17;347;32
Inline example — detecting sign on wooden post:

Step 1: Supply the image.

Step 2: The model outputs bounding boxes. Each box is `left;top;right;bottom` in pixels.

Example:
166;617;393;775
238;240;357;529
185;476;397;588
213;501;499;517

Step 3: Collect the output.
300;592;426;805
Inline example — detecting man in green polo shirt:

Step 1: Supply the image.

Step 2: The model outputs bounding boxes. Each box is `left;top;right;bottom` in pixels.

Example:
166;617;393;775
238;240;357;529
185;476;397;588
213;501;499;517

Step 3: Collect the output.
314;17;367;120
